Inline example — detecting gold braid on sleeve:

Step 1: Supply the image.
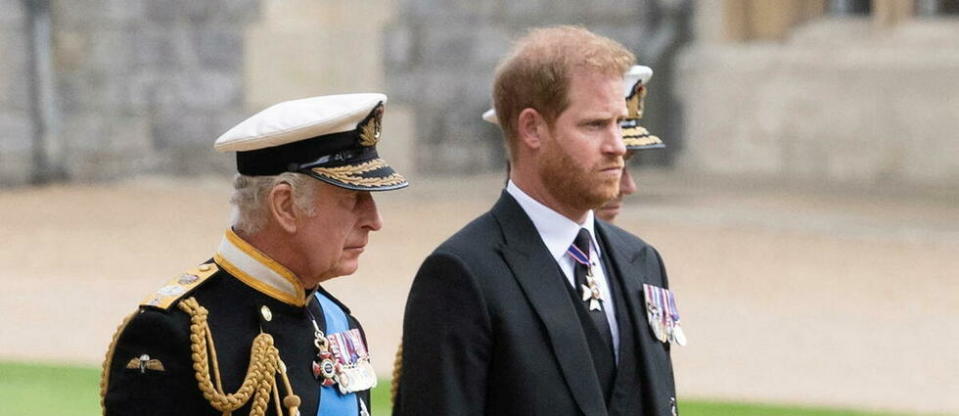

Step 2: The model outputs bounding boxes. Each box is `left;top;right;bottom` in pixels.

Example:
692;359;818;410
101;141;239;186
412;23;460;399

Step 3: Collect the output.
390;341;403;406
179;297;302;416
100;312;136;415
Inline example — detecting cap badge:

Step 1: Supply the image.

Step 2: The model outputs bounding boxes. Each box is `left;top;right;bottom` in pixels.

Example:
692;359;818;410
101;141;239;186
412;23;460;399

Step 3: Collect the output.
358;102;384;147
625;82;646;119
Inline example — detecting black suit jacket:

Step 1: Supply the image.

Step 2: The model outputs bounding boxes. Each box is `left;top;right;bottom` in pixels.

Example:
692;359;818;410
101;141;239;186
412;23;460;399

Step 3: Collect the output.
395;192;677;416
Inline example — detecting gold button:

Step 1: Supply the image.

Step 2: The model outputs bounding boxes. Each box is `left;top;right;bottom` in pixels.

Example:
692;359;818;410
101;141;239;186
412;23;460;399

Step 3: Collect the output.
260;305;272;322
198;264;212;272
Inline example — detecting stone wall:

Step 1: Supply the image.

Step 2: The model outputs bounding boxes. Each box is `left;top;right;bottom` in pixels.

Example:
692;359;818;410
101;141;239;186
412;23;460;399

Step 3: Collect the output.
678;15;959;188
0;0;32;186
0;0;260;186
243;0;414;176
383;0;660;174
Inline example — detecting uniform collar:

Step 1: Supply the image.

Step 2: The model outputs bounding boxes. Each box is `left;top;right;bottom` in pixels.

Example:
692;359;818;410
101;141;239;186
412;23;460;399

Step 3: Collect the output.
505;180;601;264
213;229;310;307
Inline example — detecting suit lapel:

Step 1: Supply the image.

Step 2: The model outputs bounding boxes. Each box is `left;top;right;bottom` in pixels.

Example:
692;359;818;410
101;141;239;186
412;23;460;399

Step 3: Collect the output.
491;192;608;416
597;222;676;414
595;222;649;346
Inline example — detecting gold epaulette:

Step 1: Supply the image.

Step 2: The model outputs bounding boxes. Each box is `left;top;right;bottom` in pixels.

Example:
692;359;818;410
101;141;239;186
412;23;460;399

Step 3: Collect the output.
139;263;219;310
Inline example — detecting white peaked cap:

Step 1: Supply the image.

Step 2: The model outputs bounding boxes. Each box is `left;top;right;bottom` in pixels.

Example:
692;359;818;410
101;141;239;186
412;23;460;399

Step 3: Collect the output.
212;93;408;191
482;108;499;125
215;93;388;152
622;65;653;97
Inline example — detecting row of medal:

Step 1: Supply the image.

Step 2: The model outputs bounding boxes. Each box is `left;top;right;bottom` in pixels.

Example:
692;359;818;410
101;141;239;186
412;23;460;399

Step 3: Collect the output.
643;284;687;346
312;327;378;394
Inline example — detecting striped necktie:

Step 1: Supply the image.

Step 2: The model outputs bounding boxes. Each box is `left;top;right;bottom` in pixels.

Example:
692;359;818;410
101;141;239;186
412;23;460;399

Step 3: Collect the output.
568;228;613;350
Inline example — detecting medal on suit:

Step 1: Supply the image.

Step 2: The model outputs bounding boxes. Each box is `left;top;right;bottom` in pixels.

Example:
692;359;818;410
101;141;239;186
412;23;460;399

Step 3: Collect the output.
666;289;687;346
644;284;665;342
581;264;603;311
568;245;604;310
644;284;686;345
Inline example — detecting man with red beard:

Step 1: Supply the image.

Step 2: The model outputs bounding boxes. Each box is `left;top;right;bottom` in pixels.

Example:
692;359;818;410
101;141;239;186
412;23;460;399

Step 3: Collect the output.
395;27;682;416
482;65;666;223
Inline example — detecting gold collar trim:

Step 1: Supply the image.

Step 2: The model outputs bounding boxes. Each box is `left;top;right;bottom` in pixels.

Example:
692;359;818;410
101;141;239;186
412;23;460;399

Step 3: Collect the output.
215;230;307;306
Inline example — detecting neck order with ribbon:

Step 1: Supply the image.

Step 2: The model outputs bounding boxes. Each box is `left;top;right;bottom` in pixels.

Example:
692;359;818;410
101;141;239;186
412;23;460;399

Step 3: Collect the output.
567;241;604;311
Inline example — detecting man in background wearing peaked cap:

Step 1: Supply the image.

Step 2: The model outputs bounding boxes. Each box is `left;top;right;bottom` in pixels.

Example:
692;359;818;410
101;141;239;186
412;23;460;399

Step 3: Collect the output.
395;26;683;416
101;93;406;416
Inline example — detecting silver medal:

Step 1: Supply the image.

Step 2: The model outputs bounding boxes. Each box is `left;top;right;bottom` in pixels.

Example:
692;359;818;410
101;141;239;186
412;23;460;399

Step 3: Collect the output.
672;325;687;346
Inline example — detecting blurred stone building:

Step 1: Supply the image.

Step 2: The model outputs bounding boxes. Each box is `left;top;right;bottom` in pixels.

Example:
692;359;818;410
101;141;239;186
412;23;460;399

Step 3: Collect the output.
0;0;690;186
382;0;692;173
2;0;957;190
681;0;959;188
1;0;261;186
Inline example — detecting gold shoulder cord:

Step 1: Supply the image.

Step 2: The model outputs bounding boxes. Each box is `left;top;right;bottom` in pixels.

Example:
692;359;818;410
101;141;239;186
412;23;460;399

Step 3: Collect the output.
101;312;136;415
390;342;403;405
179;297;301;416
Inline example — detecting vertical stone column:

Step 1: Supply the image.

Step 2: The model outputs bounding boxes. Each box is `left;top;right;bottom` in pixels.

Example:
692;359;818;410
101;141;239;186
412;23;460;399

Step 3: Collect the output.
0;0;33;186
873;0;914;27
24;0;66;184
244;0;413;175
722;0;825;41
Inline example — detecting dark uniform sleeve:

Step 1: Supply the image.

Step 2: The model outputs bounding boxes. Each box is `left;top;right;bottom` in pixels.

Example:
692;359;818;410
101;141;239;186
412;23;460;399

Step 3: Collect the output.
102;307;205;416
394;252;492;416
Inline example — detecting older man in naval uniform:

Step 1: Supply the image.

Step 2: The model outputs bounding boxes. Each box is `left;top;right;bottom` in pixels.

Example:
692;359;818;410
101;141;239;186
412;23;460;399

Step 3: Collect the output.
101;93;407;416
395;26;683;416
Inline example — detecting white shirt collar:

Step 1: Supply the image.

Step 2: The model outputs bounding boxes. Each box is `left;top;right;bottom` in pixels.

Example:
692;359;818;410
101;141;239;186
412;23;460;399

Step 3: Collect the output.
505;180;600;262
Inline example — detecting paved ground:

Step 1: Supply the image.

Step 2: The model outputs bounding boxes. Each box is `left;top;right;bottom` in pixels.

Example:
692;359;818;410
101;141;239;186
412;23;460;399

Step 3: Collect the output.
1;172;956;414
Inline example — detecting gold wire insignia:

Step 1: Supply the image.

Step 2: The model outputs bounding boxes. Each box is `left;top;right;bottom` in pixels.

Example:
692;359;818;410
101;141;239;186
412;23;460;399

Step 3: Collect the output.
623;123;663;147
311;159;407;188
623;125;651;138
125;355;166;372
625;83;647;119
358;102;384;147
140;263;219;310
624;135;662;147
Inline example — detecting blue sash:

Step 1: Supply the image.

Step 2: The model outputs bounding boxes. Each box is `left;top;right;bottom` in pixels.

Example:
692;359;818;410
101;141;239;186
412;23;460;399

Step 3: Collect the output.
315;291;358;416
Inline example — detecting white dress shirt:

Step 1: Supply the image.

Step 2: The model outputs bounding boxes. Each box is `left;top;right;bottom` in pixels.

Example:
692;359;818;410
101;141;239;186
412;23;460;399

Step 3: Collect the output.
506;181;620;359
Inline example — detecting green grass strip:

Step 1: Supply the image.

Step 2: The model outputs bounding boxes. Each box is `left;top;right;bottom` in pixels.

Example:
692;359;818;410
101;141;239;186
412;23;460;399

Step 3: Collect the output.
0;361;940;416
679;399;919;416
0;361;102;416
